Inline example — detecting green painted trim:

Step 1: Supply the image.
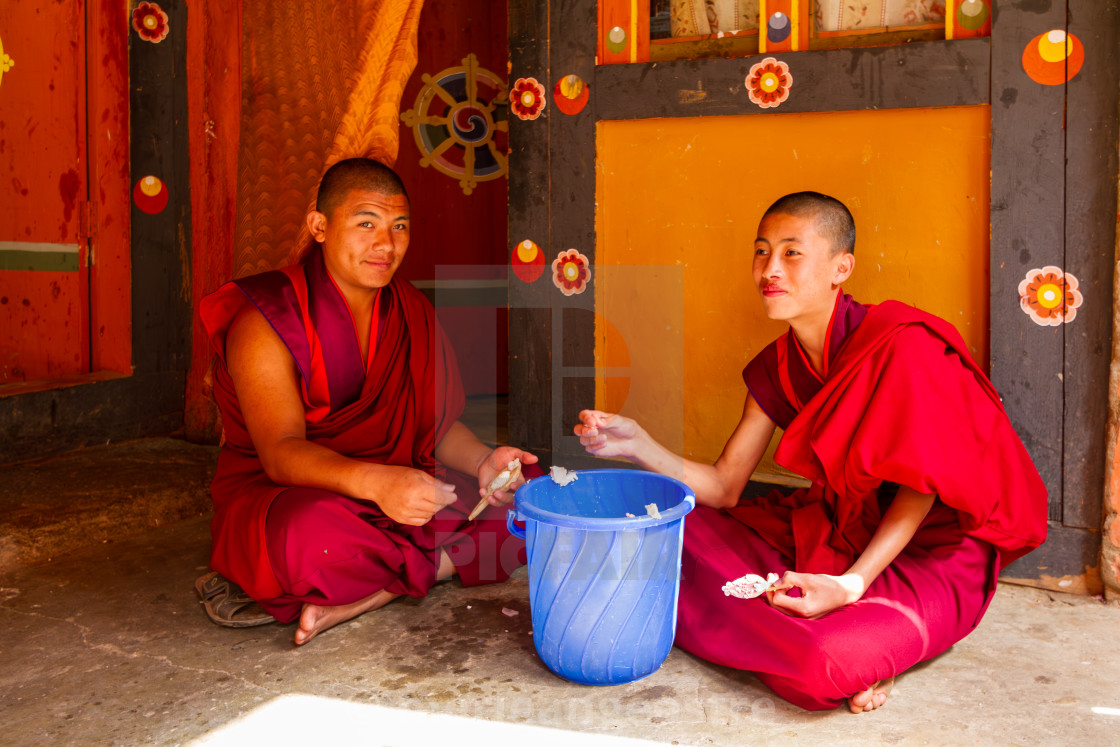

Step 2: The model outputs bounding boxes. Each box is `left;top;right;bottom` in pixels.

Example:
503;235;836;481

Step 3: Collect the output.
0;243;81;272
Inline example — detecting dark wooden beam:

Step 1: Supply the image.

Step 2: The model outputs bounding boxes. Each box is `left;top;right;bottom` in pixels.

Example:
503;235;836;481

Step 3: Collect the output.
989;3;1068;518
596;38;989;120
508;0;554;458
1061;0;1118;529
546;0;599;463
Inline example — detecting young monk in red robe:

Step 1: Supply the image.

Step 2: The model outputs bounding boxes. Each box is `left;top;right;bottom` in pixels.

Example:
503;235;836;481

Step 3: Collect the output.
575;192;1047;713
200;158;536;645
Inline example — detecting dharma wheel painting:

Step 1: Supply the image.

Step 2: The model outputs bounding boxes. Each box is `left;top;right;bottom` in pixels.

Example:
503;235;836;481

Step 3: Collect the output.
401;53;509;196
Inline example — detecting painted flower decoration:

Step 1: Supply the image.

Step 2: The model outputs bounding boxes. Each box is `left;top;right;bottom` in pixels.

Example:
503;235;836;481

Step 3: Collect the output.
746;57;792;109
132;2;170;44
1018;266;1083;326
0;52;12;75
510;77;546;121
552;249;591;296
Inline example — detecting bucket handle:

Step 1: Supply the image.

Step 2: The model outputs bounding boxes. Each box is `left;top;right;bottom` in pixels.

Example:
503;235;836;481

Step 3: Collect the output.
506;509;526;540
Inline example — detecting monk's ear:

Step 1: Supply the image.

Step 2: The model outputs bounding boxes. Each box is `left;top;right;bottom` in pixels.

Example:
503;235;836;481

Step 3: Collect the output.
833;251;855;285
306;210;328;242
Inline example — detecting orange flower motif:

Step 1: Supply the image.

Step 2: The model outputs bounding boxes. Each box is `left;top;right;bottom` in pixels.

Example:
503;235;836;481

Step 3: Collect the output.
1018;265;1083;326
552;249;591;296
746;57;792;109
510;77;546;121
132;2;170;43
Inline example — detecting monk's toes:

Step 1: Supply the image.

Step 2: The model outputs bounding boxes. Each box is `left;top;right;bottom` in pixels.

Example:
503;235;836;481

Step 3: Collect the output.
848;680;892;713
848;687;874;713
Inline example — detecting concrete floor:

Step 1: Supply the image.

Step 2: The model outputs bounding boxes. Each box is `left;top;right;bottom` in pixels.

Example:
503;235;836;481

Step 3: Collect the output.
3;438;1120;746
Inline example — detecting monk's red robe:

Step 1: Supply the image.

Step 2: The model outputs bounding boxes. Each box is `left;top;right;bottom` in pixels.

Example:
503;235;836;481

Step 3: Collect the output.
675;292;1047;710
200;246;525;621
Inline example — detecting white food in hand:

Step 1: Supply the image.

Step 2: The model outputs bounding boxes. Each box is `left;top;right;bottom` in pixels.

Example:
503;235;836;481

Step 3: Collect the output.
722;572;780;600
486;459;522;494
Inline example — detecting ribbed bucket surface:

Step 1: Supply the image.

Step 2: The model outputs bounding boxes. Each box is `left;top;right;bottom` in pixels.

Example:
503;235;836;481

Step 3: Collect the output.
507;469;695;686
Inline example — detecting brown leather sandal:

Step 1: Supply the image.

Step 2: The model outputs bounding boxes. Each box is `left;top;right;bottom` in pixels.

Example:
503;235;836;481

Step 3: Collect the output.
194;571;276;628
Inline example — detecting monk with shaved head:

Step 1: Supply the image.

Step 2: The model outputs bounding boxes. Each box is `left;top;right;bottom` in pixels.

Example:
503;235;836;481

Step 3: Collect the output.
576;191;1047;712
200;158;537;644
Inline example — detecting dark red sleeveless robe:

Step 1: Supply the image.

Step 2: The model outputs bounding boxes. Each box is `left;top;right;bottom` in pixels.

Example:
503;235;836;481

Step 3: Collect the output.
200;247;525;621
674;291;1047;710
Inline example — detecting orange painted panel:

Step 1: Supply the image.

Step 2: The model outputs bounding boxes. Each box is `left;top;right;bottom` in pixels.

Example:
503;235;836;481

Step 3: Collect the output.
758;0;809;53
0;271;87;381
0;0;89;383
595;106;991;469
87;0;132;376
598;0;651;64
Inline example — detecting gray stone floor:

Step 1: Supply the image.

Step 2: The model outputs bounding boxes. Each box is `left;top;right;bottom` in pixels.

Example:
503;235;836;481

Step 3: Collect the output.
3;438;1120;745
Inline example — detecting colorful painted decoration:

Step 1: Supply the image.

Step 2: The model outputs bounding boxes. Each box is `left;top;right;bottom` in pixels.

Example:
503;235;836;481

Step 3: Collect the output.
746;57;792;109
1022;30;1084;86
0;33;12;93
512;239;546;283
767;13;792;44
553;74;590;116
133;175;169;214
132;2;170;43
552;249;591;296
956;0;989;31
509;77;546;121
606;26;628;54
1018;266;1083;326
400;54;509;196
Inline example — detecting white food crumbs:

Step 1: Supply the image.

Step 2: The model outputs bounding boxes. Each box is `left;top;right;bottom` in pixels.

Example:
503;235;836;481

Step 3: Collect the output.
501;607;519;617
550;465;579;486
625;512;636;518
644;503;661;519
487;458;522;494
722;572;780;600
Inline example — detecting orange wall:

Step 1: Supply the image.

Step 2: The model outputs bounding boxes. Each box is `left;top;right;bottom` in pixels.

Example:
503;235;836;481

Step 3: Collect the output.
595;105;991;473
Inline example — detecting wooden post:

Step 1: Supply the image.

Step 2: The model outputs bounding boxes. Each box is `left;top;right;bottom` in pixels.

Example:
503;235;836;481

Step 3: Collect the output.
759;0;809;54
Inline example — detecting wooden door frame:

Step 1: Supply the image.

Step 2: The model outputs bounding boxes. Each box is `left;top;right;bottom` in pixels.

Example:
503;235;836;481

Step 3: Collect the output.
507;0;1118;589
0;0;193;461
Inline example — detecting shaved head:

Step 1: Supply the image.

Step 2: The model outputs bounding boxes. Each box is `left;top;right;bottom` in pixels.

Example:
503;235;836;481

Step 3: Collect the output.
316;158;409;219
762;192;855;255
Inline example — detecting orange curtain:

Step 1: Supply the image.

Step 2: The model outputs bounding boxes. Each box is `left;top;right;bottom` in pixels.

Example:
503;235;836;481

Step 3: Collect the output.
234;0;425;277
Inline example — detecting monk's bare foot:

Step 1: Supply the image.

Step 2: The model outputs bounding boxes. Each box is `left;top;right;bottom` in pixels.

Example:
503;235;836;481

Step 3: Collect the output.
436;547;456;582
294;588;398;645
293;551;455;645
848;678;894;713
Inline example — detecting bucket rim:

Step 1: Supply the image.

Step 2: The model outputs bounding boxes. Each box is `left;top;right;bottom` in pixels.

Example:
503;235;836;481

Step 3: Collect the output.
511;468;696;530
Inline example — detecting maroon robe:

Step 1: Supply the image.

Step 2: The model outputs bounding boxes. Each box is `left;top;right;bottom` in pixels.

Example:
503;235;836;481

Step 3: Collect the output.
200;246;525;621
675;292;1047;710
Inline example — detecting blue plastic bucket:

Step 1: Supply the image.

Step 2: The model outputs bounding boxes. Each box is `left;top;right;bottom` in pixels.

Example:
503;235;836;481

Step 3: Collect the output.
506;468;695;686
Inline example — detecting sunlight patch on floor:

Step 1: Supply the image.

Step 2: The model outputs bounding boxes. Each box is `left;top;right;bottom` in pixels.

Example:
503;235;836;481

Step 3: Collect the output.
191;694;668;746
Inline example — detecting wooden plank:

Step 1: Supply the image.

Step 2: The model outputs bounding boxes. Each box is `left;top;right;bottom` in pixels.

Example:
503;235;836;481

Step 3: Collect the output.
1001;524;1103;595
1062;0;1119;529
989;3;1068;520
184;0;240;441
508;0;553;455
548;0;598;462
0;372;187;461
596;38;989;120
87;0;132;376
129;0;192;376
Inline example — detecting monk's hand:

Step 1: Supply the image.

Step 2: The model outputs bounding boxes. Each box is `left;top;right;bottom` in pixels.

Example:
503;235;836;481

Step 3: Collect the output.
372;466;458;526
477;446;539;509
766;571;866;619
574;410;640;458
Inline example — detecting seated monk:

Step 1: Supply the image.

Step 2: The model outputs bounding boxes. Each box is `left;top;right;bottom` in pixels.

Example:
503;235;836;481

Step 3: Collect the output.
575;192;1047;712
199;157;536;645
